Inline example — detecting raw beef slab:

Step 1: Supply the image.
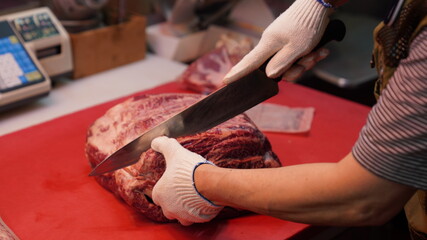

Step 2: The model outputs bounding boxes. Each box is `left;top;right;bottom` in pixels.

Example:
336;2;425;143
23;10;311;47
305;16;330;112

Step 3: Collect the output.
85;93;281;222
176;35;252;94
0;217;18;240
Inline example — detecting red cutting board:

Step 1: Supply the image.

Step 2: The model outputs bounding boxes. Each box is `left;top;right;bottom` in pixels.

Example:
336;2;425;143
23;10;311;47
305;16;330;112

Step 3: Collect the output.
0;81;370;240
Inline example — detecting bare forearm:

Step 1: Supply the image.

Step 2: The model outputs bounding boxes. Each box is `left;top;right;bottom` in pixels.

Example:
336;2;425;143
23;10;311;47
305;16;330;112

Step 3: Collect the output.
196;162;368;225
195;153;415;226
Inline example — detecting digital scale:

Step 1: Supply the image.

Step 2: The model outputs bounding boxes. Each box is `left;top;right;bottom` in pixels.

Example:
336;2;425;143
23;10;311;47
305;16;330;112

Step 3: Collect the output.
0;7;73;111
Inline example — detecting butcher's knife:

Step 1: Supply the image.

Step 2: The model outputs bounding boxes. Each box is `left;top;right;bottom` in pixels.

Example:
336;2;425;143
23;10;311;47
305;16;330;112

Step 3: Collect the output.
89;19;346;176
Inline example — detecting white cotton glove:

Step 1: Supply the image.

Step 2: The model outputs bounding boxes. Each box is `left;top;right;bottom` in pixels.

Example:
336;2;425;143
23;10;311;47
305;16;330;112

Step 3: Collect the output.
283;48;330;81
223;0;333;83
151;136;223;226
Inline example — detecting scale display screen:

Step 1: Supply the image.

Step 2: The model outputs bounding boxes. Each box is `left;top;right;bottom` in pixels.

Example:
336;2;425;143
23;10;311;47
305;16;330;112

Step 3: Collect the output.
12;12;59;42
0;21;45;93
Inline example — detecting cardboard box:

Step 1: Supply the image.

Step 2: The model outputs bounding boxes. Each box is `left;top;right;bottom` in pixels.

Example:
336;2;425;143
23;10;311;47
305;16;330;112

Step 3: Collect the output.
70;15;146;79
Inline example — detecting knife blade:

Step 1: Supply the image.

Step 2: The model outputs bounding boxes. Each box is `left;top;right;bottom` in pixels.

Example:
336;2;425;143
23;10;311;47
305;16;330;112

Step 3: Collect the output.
89;19;346;176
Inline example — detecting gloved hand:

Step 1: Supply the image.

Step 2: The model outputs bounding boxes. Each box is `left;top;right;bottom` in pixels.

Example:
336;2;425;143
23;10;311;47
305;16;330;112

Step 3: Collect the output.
223;0;333;83
283;48;329;82
151;136;223;226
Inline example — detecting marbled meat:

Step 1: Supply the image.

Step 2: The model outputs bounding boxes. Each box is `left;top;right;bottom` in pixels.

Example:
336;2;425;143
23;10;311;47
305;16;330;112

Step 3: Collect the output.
85;93;281;222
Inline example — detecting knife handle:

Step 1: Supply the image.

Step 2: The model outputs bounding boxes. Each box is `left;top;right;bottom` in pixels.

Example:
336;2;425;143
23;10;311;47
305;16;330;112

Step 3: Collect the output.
260;19;346;82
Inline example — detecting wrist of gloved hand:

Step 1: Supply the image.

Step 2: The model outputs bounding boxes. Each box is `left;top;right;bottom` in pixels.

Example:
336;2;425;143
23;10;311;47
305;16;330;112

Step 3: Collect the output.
286;0;332;29
192;161;221;207
171;158;222;217
152;136;223;226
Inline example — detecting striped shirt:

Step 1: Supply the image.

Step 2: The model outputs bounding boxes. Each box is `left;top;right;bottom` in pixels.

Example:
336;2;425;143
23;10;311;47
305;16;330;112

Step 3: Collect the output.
352;28;427;190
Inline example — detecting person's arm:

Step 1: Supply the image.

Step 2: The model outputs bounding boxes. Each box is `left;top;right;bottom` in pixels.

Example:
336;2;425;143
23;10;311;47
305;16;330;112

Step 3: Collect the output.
151;137;416;226
195;152;415;226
